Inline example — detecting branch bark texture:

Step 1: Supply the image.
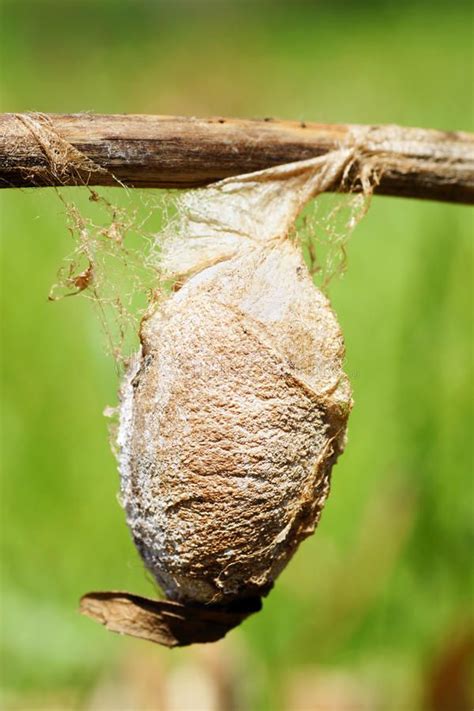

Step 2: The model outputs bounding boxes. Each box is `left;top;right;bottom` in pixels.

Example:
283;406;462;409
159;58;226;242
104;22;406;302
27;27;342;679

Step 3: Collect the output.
0;113;473;204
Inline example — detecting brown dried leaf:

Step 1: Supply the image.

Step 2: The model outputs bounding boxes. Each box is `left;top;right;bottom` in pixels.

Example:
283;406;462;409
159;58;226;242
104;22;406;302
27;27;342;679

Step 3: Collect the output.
68;262;94;293
79;591;262;647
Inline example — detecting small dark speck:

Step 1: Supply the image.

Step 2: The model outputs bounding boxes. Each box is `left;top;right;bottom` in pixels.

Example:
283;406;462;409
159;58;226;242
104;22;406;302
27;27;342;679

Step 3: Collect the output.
263;117;274;122
218;118;225;124
300;121;307;128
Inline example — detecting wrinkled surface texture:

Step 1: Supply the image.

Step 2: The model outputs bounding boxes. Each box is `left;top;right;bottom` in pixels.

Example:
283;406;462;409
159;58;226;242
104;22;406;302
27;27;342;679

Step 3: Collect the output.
118;157;353;604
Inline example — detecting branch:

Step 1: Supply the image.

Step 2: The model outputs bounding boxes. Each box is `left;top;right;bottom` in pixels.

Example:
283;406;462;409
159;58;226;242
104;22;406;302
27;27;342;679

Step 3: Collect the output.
1;113;473;204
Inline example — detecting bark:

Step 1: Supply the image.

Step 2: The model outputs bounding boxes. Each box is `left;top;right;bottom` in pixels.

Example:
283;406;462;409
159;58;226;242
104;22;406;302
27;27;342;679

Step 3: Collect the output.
0;113;473;204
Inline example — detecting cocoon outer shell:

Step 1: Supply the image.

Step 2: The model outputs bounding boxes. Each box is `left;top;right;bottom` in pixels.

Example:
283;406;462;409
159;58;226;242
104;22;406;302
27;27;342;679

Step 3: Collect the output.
118;153;354;606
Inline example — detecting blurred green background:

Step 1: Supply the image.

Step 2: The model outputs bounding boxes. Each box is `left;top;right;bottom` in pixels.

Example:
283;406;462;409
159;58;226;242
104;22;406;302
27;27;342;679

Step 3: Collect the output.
1;1;473;709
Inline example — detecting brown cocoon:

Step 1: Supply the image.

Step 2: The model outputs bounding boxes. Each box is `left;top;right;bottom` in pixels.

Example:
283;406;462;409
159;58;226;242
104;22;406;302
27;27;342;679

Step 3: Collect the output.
117;154;354;606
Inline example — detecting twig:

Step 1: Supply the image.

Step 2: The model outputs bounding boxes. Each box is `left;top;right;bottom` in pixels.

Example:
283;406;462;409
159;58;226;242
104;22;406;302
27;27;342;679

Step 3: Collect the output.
0;113;473;204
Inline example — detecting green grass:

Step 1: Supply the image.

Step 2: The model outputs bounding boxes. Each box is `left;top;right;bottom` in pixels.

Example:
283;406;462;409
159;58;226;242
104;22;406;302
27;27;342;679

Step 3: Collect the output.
1;1;472;709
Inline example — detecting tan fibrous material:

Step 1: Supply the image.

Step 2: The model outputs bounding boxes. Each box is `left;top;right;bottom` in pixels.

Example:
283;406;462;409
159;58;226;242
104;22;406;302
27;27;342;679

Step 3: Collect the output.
117;152;356;605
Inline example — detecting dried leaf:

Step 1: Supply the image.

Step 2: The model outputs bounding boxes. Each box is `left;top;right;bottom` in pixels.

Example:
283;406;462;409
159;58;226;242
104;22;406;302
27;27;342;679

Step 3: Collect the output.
79;591;262;647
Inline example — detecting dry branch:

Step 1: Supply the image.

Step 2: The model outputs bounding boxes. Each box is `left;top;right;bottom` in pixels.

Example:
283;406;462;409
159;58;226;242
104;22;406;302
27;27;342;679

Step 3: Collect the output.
0;113;473;204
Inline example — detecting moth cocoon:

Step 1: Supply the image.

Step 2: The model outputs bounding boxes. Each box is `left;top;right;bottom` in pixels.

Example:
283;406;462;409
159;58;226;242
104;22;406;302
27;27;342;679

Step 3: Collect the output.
117;153;354;606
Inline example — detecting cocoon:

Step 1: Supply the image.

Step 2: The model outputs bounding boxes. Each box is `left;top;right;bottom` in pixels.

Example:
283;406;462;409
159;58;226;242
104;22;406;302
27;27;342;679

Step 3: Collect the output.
117;152;354;606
